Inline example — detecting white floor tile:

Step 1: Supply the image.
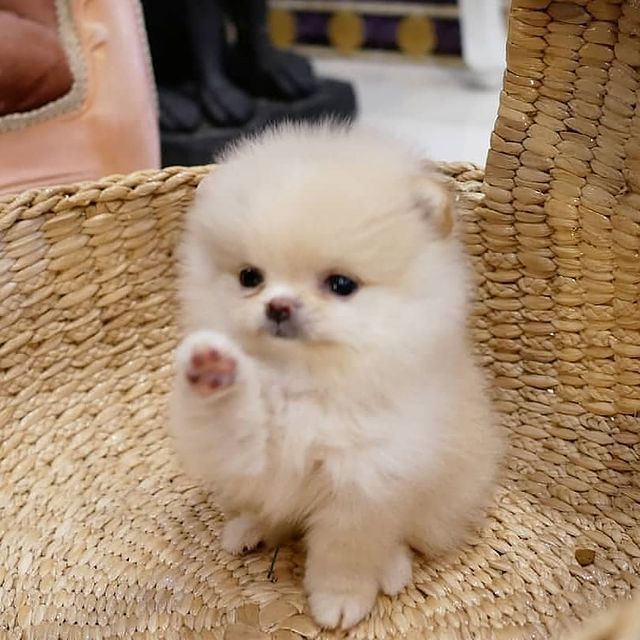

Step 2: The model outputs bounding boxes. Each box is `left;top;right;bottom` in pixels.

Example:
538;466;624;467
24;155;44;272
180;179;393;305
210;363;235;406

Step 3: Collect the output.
313;56;501;166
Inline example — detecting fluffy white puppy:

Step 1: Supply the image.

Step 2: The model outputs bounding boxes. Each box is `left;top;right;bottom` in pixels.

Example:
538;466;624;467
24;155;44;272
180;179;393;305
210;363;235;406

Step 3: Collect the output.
169;123;503;630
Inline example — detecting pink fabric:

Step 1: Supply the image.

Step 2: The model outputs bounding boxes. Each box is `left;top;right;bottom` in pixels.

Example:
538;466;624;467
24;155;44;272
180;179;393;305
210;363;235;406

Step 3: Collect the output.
0;1;73;116
0;0;160;194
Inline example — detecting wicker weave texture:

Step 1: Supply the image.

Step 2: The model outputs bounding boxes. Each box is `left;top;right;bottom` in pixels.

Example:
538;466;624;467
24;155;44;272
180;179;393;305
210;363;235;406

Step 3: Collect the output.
477;0;640;634
0;159;634;640
1;0;640;637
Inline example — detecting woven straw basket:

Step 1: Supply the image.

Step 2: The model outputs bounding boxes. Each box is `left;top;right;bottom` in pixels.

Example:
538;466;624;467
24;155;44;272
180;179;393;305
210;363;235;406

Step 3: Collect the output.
2;1;640;638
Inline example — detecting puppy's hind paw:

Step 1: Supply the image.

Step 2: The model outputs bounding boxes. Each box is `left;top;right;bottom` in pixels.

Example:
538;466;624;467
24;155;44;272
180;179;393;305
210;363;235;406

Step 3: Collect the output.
176;331;239;398
221;514;265;555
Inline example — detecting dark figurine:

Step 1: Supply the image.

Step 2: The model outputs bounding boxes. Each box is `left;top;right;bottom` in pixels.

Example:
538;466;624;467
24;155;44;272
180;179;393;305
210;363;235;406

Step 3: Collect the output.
221;0;317;101
141;0;356;165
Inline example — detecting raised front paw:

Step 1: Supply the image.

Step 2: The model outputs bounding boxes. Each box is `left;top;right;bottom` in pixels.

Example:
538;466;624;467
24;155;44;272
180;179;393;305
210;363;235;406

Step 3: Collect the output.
176;331;239;398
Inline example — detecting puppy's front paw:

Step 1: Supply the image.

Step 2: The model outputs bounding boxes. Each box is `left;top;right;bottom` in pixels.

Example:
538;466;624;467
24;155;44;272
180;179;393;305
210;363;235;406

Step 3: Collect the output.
221;513;265;555
307;580;377;630
177;331;239;398
380;545;413;596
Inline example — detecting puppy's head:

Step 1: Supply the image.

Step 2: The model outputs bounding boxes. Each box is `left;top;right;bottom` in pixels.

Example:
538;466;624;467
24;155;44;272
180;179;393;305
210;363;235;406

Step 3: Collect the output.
180;124;466;366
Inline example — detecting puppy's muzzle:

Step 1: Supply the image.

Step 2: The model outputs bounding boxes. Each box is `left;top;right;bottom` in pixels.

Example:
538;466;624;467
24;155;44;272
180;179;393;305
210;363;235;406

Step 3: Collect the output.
265;297;301;339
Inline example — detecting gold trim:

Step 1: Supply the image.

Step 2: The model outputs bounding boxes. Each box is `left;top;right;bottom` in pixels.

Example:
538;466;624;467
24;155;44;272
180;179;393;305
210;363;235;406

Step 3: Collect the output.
327;11;365;55
269;8;297;49
396;15;437;57
271;0;459;20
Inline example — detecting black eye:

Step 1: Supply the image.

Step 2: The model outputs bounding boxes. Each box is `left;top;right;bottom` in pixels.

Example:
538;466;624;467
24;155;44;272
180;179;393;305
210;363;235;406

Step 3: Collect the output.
325;274;358;297
239;266;264;288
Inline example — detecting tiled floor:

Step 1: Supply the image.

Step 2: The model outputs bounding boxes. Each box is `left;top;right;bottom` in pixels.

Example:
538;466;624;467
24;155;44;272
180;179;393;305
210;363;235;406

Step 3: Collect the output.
313;55;502;166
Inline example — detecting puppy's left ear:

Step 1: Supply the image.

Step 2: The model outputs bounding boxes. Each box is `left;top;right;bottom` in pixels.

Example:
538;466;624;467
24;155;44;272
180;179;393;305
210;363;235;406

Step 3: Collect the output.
413;168;455;238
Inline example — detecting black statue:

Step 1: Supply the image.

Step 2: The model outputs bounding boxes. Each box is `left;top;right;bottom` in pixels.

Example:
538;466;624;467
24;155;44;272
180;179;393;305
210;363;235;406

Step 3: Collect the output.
221;0;317;101
141;0;356;165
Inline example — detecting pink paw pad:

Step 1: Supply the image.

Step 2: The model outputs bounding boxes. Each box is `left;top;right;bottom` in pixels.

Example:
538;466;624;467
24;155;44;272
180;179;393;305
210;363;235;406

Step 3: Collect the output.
186;347;237;396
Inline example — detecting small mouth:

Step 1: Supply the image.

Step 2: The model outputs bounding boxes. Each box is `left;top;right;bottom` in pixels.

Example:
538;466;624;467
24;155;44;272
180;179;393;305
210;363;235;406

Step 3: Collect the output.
265;322;299;340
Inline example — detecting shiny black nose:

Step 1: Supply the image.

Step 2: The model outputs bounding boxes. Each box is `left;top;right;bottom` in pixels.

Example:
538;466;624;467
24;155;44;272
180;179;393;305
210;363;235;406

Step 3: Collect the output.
266;298;293;324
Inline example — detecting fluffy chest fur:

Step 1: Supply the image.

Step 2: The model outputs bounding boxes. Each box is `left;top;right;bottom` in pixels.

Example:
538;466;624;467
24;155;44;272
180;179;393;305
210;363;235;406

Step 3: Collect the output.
178;360;448;528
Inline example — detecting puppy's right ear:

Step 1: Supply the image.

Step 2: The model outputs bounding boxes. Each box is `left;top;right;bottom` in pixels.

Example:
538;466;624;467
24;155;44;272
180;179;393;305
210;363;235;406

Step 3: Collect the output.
413;169;456;239
189;169;219;225
194;168;217;199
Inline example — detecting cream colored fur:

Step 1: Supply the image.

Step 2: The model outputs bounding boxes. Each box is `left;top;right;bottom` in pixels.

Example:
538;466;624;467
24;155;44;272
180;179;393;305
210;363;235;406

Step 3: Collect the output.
168;123;503;630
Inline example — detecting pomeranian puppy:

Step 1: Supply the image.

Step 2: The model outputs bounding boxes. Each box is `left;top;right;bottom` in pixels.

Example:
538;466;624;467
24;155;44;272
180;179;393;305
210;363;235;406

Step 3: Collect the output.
169;123;503;630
